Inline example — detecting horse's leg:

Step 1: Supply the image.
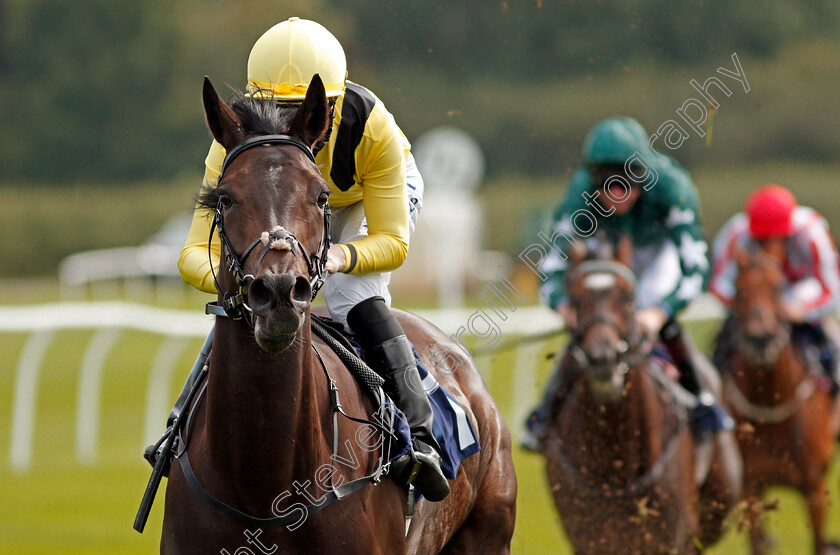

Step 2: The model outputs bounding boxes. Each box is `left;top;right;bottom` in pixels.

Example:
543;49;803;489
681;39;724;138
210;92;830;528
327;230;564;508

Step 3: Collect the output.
805;480;831;555
439;472;517;554
697;430;743;547
750;523;771;555
440;428;517;554
740;481;773;555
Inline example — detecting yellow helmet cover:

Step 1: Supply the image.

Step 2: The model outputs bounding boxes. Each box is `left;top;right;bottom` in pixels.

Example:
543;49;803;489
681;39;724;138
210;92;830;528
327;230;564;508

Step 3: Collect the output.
247;17;347;100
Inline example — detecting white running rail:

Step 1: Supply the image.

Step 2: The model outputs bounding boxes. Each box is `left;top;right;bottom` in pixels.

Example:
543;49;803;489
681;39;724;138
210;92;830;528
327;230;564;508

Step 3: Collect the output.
2;297;726;473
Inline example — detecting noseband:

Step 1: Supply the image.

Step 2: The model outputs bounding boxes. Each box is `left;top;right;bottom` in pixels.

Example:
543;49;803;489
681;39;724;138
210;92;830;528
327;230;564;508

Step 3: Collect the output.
207;134;331;324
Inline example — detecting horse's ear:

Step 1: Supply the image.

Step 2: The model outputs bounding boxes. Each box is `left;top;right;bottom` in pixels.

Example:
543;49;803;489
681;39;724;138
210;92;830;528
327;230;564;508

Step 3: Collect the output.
202;76;243;150
568;240;586;268
616;235;633;268
734;245;750;269
289;74;330;149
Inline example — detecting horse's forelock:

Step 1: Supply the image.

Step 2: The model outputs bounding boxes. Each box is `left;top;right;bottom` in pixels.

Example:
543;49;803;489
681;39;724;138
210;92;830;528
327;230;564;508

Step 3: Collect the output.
229;90;299;138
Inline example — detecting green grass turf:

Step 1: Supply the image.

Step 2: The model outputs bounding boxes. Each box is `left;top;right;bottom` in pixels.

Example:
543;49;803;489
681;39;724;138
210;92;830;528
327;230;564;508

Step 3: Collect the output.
1;318;840;553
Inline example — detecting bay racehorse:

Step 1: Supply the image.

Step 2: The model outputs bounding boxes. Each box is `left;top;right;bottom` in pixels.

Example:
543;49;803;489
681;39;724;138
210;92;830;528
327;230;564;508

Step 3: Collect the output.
160;75;517;554
543;240;741;554
715;244;840;554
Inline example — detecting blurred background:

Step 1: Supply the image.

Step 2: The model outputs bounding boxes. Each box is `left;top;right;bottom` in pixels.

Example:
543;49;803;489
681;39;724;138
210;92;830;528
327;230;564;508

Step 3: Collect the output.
1;0;840;553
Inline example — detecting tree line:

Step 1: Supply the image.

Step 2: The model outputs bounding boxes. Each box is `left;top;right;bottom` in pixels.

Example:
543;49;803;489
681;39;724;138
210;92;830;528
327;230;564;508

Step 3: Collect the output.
1;0;838;183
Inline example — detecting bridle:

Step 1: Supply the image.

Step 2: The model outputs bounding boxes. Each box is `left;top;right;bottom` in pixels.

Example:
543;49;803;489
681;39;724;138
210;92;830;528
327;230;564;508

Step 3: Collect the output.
733;259;791;367
550;260;689;498
206;134;331;324
736;319;791;367
567;260;646;371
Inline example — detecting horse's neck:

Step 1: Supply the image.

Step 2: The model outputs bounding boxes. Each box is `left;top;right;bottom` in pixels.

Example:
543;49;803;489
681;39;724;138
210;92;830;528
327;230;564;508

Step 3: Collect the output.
204;314;330;485
574;366;669;477
738;343;805;402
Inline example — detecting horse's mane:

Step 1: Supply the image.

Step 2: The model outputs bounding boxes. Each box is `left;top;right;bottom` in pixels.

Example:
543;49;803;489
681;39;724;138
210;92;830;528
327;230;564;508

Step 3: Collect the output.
196;89;300;212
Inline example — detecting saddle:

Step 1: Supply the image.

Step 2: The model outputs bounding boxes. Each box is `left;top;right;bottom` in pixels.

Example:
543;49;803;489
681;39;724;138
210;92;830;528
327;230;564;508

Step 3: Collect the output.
311;314;480;482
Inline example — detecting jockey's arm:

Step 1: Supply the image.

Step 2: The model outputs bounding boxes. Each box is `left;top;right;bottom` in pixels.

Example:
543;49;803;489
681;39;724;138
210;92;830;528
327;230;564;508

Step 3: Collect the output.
787;217;840;322
633;240;683;336
334;119;410;275
708;213;748;307
178;141;225;294
649;172;710;318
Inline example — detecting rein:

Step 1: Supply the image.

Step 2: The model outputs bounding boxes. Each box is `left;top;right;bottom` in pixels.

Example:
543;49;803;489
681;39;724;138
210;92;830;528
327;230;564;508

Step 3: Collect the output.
173;330;399;529
206;134;332;324
174;354;395;529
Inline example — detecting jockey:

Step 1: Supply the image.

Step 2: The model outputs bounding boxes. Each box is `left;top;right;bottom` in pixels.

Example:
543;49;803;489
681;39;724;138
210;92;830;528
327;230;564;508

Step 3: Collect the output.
149;17;449;501
521;116;733;450
710;184;840;393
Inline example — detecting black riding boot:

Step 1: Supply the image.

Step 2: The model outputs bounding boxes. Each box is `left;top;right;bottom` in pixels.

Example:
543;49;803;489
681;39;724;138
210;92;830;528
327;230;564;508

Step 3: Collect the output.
817;329;840;397
660;318;733;440
347;297;450;502
794;323;840;396
521;349;577;452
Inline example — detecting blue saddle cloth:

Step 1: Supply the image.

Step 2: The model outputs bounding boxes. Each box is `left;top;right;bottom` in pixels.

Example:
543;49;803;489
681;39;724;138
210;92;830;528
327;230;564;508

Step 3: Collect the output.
356;345;481;481
412;345;481;479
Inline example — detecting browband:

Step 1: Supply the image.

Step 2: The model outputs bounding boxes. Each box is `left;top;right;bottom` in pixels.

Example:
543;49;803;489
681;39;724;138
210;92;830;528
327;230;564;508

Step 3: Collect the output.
219;134;316;182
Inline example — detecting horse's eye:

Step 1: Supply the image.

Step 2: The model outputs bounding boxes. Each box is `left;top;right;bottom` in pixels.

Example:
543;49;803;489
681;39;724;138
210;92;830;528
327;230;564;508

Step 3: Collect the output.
219;194;232;209
317;192;329;208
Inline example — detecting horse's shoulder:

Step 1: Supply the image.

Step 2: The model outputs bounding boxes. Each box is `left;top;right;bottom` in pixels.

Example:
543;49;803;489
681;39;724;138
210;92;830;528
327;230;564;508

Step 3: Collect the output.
308;307;487;417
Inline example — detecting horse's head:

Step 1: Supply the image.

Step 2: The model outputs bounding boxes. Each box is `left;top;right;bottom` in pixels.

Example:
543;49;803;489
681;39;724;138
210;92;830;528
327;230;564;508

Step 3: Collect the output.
566;237;641;402
732;244;790;366
199;76;331;352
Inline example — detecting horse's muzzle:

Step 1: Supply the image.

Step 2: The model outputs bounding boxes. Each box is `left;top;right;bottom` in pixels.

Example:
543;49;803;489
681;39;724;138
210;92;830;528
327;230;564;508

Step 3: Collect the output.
248;272;311;351
586;358;629;403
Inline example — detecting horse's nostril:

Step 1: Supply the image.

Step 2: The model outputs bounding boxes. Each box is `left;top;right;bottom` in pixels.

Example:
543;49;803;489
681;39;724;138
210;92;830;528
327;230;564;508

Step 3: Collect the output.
291;276;311;304
248;277;272;312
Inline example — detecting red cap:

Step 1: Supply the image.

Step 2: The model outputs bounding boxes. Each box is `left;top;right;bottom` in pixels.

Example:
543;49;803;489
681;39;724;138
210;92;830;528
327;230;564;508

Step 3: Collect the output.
745;184;797;239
